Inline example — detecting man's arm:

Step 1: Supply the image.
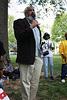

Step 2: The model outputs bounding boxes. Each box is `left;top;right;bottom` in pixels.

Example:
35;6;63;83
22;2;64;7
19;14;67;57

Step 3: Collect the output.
13;19;33;40
40;42;45;50
59;42;66;61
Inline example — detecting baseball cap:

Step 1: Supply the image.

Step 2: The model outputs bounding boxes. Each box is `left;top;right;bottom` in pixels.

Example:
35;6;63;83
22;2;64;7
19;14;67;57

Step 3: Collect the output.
43;32;50;39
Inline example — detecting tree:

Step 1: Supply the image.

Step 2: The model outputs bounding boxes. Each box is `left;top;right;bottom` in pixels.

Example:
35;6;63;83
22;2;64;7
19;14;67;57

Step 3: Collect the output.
8;0;67;16
0;0;66;58
8;15;17;51
0;0;8;57
51;13;67;42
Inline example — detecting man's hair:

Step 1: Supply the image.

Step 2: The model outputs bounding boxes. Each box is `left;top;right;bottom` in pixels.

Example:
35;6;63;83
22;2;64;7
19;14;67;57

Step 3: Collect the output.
24;6;34;15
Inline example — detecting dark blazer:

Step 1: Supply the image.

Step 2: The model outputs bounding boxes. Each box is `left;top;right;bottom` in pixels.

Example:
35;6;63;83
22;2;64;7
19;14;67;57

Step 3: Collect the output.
13;18;41;64
0;41;6;56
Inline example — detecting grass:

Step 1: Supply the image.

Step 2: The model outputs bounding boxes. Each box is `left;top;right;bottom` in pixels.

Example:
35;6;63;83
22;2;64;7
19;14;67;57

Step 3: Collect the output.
9;55;18;67
4;54;67;100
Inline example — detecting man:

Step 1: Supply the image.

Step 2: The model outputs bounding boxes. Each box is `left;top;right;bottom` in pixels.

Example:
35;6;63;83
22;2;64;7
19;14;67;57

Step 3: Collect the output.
13;6;43;100
59;33;67;83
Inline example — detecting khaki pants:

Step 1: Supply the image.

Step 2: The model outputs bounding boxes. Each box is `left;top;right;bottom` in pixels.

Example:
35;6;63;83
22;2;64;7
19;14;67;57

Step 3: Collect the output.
19;57;43;100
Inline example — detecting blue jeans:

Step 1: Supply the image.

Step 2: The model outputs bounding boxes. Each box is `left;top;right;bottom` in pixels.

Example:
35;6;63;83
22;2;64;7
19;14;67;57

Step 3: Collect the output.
61;64;67;79
43;57;53;77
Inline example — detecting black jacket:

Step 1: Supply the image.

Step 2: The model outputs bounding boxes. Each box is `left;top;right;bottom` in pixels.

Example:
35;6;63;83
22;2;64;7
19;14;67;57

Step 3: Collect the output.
13;18;41;64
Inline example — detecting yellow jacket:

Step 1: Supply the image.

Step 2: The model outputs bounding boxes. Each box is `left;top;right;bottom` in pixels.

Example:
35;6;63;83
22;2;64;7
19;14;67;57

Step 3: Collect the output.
59;40;67;64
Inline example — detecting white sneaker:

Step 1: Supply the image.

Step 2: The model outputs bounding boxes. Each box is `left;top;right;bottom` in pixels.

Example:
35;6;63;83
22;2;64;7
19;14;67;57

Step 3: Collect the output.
61;79;65;83
0;79;4;83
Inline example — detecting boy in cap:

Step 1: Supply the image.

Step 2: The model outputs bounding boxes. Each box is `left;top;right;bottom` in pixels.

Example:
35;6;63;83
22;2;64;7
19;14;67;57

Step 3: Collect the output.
41;32;54;80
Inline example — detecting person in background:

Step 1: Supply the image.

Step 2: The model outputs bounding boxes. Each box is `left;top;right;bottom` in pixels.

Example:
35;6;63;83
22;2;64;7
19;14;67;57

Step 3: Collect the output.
59;33;67;83
3;58;20;80
41;32;54;80
0;41;6;83
3;59;14;79
13;6;43;100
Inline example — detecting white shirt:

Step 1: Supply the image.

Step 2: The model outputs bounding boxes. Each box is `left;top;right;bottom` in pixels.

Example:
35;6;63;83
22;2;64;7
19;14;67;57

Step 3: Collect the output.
42;39;53;57
26;18;40;56
32;27;40;56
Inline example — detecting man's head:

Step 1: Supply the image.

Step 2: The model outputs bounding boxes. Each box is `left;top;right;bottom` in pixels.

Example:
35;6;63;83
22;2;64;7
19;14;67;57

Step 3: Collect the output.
43;32;50;40
65;33;67;40
24;6;36;21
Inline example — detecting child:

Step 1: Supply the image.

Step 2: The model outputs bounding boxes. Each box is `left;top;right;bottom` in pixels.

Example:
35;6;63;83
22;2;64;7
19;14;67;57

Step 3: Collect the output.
41;32;54;80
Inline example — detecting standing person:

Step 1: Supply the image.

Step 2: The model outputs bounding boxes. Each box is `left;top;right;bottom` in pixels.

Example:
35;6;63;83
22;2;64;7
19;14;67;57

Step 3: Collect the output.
13;6;43;100
41;32;54;80
59;33;67;83
0;41;6;83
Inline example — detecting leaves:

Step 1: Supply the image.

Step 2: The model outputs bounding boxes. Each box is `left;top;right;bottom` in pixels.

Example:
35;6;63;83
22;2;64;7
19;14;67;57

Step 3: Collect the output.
51;13;67;42
8;15;17;50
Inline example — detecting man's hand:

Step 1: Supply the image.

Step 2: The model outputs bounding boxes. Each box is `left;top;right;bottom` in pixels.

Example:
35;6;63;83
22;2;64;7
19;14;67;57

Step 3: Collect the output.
40;42;45;50
50;43;54;50
30;20;40;29
62;54;66;62
41;42;45;45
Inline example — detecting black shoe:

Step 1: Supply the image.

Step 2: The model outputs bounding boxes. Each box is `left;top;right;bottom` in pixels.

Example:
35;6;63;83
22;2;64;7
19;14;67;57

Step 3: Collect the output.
50;76;54;80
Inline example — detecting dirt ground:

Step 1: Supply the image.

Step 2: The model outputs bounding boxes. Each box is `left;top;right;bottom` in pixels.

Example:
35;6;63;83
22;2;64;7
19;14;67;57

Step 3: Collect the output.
3;78;40;100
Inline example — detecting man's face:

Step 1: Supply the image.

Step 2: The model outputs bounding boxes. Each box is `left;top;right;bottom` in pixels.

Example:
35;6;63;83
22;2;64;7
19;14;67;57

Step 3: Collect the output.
26;7;36;20
45;35;50;40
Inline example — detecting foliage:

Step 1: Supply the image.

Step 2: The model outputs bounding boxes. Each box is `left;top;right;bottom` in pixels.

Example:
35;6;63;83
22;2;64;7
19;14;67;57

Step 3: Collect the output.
51;13;67;42
8;15;17;51
9;55;18;66
8;0;66;15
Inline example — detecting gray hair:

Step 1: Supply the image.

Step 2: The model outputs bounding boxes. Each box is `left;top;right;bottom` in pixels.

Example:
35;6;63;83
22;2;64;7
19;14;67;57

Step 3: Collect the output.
24;6;34;15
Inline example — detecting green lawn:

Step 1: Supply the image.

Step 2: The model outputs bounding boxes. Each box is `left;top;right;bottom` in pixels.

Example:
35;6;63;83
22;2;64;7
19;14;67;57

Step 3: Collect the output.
37;55;67;100
4;54;67;100
9;55;18;67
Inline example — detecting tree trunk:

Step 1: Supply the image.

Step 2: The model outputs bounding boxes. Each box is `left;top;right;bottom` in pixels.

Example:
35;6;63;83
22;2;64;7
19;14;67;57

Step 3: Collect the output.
0;0;9;58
